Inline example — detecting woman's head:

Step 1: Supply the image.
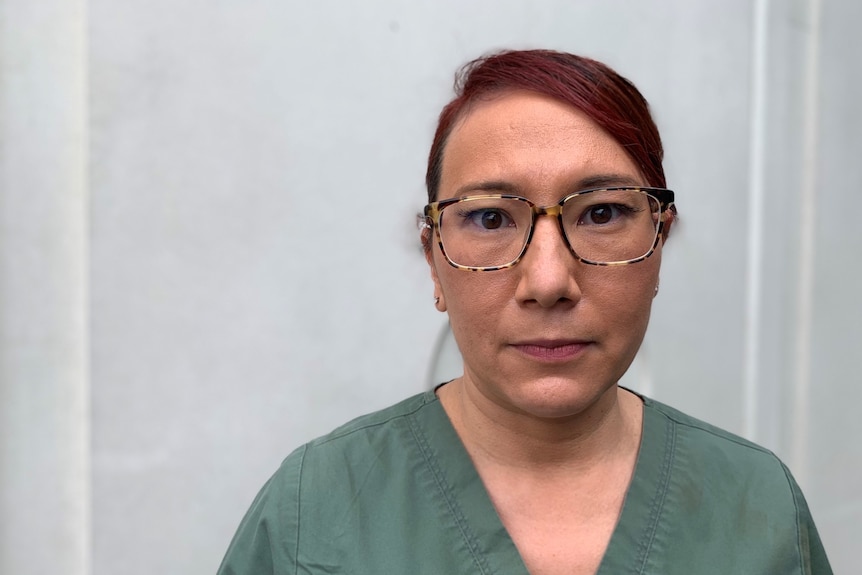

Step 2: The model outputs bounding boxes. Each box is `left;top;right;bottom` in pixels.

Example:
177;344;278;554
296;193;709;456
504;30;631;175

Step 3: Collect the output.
423;50;673;420
426;49;666;204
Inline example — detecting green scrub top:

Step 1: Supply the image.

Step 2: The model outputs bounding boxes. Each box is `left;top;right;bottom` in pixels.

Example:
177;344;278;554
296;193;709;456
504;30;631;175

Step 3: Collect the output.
218;390;832;574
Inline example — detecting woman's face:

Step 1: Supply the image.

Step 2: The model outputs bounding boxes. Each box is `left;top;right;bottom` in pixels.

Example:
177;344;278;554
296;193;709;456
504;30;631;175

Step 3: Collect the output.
428;90;664;420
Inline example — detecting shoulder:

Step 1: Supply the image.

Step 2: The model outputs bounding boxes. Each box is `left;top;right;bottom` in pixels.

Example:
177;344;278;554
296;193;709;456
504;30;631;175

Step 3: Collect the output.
639;396;832;573
644;395;784;466
644;395;775;456
218;391;439;574
285;391;439;493
267;391;438;493
306;390;435;448
643;395;796;503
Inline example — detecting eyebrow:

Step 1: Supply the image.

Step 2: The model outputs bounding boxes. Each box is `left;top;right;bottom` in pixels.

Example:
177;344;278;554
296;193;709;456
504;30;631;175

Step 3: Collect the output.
576;173;644;189
453;173;645;198
454;180;520;196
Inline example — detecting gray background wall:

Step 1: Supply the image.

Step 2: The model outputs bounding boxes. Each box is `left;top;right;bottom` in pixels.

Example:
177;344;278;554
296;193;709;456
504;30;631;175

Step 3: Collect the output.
1;1;859;573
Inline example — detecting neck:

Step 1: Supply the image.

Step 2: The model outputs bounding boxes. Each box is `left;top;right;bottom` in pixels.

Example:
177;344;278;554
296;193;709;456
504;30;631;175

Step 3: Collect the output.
437;378;643;474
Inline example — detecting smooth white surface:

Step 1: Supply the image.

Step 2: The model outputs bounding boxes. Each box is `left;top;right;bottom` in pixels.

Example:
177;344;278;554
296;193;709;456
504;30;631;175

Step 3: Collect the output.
1;1;858;573
742;0;769;441
0;2;90;574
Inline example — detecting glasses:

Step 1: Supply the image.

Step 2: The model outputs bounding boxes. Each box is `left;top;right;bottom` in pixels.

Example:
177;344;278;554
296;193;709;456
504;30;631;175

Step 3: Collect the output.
423;187;675;271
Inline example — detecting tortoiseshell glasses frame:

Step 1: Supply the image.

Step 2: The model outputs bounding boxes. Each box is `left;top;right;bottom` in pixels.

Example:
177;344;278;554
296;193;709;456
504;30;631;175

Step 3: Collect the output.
422;186;675;271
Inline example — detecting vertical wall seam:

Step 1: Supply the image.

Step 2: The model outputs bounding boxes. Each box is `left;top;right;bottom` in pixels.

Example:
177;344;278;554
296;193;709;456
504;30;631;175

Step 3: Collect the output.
791;0;821;486
743;0;770;442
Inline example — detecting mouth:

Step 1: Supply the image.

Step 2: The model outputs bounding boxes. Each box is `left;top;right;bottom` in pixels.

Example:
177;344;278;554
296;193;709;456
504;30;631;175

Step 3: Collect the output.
510;339;592;362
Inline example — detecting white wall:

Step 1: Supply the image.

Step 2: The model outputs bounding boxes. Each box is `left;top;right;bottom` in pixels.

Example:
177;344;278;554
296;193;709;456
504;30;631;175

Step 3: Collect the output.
1;1;858;573
0;2;90;574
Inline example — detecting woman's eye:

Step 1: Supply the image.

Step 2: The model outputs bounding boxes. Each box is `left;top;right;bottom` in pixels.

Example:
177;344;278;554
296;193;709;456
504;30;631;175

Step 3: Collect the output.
464;209;513;230
579;203;630;225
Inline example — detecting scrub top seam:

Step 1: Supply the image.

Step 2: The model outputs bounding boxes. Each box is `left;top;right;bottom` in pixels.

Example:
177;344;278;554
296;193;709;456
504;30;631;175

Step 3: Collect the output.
780;461;808;574
292;444;307;575
309;395;432;447
407;410;493;575
634;414;676;575
648;402;774;457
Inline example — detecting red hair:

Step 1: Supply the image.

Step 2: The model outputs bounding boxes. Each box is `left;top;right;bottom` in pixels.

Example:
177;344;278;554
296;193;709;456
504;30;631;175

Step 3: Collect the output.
425;49;666;202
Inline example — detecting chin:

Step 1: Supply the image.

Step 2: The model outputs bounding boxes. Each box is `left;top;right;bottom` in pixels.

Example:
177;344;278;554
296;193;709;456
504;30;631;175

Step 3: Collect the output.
502;376;618;420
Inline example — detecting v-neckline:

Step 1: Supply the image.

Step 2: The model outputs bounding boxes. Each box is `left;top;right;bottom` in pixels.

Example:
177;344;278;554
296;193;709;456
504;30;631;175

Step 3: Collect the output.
410;390;673;574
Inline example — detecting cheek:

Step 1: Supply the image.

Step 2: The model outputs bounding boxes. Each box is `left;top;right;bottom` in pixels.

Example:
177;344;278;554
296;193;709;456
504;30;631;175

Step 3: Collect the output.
589;260;660;335
437;265;514;345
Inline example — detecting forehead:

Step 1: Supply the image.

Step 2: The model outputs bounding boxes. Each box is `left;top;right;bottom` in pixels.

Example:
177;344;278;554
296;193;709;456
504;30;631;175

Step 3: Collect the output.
439;91;643;201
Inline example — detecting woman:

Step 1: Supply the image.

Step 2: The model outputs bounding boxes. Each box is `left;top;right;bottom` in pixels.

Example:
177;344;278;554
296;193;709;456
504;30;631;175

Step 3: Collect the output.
218;50;831;574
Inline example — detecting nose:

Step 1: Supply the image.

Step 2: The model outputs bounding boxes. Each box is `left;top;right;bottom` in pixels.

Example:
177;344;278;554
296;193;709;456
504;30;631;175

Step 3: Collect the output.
514;216;582;308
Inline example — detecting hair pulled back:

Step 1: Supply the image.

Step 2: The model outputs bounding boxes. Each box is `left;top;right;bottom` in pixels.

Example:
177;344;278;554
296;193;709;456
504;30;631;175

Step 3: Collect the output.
425;49;666;202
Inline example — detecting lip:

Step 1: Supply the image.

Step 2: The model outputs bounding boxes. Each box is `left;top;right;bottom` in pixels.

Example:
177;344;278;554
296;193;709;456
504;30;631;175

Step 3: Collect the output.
510;339;592;362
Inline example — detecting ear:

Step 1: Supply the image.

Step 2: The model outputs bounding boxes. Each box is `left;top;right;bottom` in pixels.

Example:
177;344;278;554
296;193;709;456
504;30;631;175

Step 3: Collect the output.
423;235;447;312
660;207;676;243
